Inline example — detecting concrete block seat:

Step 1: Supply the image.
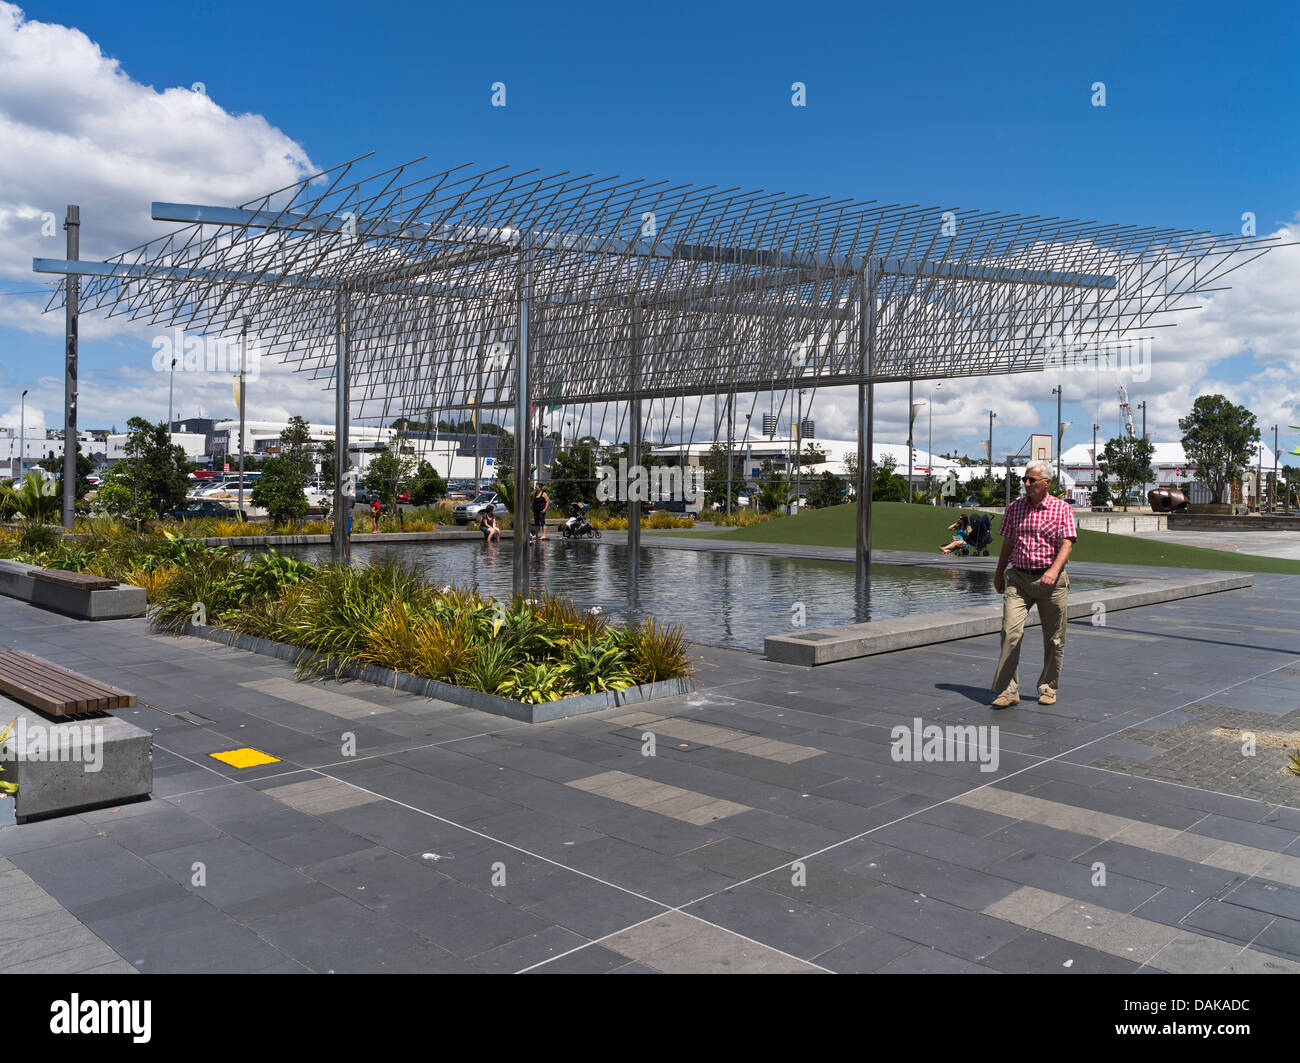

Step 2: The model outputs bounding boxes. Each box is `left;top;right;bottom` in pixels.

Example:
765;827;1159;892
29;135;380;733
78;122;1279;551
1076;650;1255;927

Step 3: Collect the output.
0;559;146;620
0;649;151;821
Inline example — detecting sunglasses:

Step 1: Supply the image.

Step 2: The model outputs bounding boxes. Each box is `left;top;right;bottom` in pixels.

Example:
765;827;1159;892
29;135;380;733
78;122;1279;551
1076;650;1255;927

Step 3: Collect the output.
1024;475;1045;484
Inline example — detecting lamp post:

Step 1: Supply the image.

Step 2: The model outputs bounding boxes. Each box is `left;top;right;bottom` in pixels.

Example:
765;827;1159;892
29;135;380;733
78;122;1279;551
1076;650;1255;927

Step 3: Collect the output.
17;389;27;482
1092;423;1101;498
1271;424;1279;513
987;410;996;486
1051;386;1062;492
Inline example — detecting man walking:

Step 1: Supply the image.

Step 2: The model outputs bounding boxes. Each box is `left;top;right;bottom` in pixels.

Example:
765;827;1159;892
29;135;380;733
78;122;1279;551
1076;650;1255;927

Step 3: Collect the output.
991;461;1077;708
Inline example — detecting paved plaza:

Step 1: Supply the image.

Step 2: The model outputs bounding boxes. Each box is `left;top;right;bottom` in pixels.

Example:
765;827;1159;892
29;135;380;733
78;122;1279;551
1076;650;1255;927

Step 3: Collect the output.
1;543;1297;975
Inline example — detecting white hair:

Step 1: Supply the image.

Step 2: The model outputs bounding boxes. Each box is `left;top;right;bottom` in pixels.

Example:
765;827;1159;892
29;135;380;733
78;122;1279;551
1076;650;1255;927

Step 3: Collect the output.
1027;460;1054;480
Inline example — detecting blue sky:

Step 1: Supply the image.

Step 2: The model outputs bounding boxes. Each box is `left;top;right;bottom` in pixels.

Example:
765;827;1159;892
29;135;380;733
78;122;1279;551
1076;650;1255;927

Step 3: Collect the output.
2;0;1297;456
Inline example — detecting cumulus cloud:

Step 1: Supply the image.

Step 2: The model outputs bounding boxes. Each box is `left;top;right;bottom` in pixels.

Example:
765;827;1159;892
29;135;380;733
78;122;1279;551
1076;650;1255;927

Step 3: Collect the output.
0;1;316;327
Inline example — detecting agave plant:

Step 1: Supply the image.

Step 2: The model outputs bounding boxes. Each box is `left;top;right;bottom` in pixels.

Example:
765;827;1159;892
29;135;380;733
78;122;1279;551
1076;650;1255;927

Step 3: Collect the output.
565;636;634;693
0;717;17;796
500;661;570;703
457;639;517;695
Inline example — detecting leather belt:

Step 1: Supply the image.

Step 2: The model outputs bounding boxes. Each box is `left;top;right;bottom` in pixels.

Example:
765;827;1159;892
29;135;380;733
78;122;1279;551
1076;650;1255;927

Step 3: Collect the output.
1013;566;1049;576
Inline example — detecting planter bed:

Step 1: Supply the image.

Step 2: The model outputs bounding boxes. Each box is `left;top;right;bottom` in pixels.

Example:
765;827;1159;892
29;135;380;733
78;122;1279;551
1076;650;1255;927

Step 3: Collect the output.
180;620;694;724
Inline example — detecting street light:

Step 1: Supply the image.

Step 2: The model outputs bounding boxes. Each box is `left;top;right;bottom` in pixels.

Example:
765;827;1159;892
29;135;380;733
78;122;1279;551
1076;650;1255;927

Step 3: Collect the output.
17;389;27;481
1091;423;1101;499
1051;386;1062;492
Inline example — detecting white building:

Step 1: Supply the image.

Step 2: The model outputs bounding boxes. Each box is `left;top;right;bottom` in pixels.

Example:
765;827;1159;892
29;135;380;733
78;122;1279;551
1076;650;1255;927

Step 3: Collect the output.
1062;440;1277;502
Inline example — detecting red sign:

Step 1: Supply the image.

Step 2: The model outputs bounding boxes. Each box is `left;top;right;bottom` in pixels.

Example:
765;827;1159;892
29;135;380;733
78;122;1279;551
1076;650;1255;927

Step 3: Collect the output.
224;462;230;472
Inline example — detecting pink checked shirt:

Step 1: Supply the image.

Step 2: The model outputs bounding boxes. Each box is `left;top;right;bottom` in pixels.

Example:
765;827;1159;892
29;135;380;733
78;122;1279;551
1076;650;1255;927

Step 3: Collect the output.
1003;494;1077;570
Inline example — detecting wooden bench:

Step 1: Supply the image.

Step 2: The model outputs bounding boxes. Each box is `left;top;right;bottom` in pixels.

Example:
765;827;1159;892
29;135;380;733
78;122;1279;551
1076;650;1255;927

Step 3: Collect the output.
27;569;119;591
0;649;137;716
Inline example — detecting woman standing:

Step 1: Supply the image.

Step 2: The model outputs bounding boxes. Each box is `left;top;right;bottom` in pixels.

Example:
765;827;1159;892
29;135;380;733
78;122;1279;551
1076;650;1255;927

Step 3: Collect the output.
531;483;550;542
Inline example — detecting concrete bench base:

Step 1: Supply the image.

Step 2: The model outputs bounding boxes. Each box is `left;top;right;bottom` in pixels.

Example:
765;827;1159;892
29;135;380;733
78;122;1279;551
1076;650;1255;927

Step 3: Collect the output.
0;560;146;620
765;572;1254;666
0;703;153;821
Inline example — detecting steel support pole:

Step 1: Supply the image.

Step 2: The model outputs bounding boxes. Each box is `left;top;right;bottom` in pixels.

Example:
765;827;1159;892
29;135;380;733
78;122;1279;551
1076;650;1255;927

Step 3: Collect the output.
475;344;484;490
331;290;351;563
237;319;247;518
725;390;733;521
512;244;533;598
17;392;25;483
907;378;914;504
1055;386;1063;493
1273;425;1279;513
855;266;876;590
628;307;643;573
62;205;79;530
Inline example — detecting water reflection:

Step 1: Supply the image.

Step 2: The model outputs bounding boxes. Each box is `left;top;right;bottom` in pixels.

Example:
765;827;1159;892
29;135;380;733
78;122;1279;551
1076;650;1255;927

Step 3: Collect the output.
298;540;1113;652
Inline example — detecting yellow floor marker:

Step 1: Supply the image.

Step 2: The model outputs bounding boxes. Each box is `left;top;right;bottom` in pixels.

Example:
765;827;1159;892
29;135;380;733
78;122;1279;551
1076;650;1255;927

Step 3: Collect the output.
210;748;280;769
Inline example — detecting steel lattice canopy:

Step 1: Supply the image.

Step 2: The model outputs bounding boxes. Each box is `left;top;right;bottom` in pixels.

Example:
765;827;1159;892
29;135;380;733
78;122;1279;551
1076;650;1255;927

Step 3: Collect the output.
34;155;1280;421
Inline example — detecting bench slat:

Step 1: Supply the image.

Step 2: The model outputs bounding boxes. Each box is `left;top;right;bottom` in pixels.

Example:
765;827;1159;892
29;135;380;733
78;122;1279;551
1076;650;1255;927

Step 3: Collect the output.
0;650;136;717
0;654;115;705
27;569;118;591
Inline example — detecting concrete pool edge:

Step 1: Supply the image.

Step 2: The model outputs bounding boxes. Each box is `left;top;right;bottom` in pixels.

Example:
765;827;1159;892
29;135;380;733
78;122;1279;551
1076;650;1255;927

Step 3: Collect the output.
763;571;1255;666
176;621;695;723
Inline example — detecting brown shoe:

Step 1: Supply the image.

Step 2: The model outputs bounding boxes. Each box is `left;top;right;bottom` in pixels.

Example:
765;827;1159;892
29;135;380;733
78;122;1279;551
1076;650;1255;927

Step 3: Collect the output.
1038;690;1057;706
991;692;1019;709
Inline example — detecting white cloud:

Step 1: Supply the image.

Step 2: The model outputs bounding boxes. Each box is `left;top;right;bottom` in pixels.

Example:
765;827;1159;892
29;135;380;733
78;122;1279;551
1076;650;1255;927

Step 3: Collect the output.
0;1;316;330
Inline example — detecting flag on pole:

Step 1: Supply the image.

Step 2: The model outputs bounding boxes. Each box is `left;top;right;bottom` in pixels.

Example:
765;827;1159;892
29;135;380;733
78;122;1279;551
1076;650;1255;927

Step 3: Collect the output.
909;403;925;427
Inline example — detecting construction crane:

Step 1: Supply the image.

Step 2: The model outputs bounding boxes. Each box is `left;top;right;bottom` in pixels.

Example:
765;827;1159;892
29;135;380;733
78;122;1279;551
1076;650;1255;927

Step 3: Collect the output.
1116;382;1135;438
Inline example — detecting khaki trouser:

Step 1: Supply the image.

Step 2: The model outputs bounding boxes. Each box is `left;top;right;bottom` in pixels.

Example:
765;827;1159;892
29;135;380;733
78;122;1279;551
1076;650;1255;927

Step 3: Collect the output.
993;567;1069;697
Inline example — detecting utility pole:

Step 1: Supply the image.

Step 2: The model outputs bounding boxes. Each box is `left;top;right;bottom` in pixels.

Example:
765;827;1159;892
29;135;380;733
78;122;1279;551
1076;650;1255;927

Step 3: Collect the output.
237;319;248;517
62;205;79;531
1051;386;1062;492
987;410;996;484
17;389;27;482
1092;422;1101;499
1271;424;1279;513
907;379;914;504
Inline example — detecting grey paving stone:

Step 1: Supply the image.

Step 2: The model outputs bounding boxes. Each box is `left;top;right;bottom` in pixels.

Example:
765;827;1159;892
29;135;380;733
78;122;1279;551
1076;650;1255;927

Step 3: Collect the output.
712;808;850;854
1189;814;1298;853
876;946;998;973
1223;879;1300;921
525;943;630;973
849;848;1021;911
1074;840;1245;896
468;925;592;973
686;884;866;960
834;883;1031;961
870;818;1022;870
383;875;555;957
678;836;799;879
93;804;227;857
251;823;377;868
811;926;918;972
982;929;1144;973
1252;915;1300;960
1182;899;1276;945
10;837;174;911
143;836;313;910
244;893;474;973
986;850;1163;913
750;859;882;908
524;884;663;939
986;819;1109;861
0;816;103;856
306;846;449;910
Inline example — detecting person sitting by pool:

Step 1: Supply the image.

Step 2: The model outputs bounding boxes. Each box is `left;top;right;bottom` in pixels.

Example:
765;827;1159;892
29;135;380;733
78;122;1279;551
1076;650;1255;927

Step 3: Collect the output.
940;514;971;554
479;504;500;543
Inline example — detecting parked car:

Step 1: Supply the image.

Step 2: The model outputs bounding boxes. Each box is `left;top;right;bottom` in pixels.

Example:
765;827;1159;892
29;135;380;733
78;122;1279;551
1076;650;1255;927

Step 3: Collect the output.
453;491;502;524
396;491;412;505
958;496;981;508
165;500;243;520
646;498;701;517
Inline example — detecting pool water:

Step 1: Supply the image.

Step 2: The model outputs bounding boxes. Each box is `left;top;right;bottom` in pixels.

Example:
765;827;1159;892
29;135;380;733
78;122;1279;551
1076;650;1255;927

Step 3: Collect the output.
296;539;1117;652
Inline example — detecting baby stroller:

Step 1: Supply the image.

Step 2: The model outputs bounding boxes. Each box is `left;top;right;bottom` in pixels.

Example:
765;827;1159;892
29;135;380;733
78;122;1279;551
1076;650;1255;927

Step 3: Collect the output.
562;501;600;539
959;512;993;556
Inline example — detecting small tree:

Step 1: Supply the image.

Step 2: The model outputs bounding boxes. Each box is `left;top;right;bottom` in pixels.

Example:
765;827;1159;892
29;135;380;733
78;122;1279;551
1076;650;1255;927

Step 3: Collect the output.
1099;435;1156;510
1179;394;1259;504
362;447;413;506
408;461;448;506
1090;473;1113;507
101;418;189;519
549;441;599;511
251;457;307;525
806;470;847;508
702;443;742;509
278;416;318;483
